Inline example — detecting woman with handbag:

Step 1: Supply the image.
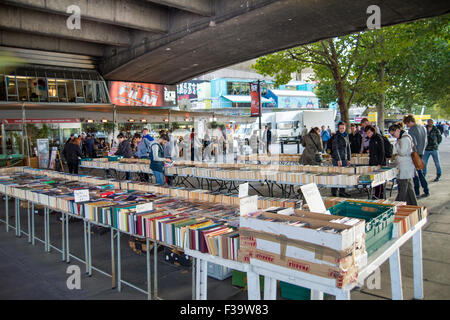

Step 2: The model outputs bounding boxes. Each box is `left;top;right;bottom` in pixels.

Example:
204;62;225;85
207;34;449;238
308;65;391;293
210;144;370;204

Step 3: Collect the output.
301;127;323;165
388;123;418;205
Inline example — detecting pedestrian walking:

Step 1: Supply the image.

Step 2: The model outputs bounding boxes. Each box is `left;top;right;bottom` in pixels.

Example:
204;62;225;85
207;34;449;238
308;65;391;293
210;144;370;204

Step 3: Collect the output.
349;123;362;154
423;119;443;181
115;133;133;180
365;125;386;199
63;137;82;174
262;125;272;155
149;134;170;185
321;125;331;152
443;122;449;138
403;115;429;198
301;127;323;165
389;124;418;205
331;122;352;197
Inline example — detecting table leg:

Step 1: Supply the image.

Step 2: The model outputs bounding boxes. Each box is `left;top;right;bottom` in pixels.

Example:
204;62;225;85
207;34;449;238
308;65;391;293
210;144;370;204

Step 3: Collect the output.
389;248;403;300
27;201;31;243
146;238;152;300
31;203;35;245
62;213;66;261
192;258;196;300
84;220;88;273
111;229;116;288
263;276;276;300
153;241;158;299
44;207;48;252
66;213;70;263
15;198;20;237
5;194;9;232
88;222;92;276
117;231;121;292
247;270;261;300
47;208;51;252
196;259;207;300
311;290;324;300
412;228;424;299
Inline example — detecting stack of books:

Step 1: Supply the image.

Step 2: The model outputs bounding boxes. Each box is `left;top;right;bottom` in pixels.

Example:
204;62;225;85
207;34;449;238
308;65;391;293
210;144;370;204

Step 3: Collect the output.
238;208;367;288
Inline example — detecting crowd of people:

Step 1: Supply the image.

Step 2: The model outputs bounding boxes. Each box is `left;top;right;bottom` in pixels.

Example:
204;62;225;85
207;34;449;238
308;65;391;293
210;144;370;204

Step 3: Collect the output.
300;115;445;205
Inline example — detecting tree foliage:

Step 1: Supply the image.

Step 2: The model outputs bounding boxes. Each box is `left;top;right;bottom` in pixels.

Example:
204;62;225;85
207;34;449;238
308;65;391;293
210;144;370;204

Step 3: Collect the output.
252;14;450;127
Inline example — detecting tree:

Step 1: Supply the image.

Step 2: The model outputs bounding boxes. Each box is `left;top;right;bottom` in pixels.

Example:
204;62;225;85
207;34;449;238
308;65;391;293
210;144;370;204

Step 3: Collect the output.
252;33;371;127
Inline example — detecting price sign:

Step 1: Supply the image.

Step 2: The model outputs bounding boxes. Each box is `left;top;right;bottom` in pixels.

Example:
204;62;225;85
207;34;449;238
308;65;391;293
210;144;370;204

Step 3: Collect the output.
136;202;154;213
300;183;327;214
74;189;90;203
240;195;258;216
239;183;249;198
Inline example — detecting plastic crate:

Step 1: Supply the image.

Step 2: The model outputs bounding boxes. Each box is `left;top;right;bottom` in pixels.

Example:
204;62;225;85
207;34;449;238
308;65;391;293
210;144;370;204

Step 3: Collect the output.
107;156;123;162
328;201;395;256
207;262;232;280
280;281;310;300
232;270;264;290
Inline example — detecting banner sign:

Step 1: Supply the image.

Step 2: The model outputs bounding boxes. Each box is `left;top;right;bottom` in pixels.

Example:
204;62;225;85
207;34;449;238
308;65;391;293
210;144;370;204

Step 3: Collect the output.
250;81;261;117
109;81;177;107
2;118;80;124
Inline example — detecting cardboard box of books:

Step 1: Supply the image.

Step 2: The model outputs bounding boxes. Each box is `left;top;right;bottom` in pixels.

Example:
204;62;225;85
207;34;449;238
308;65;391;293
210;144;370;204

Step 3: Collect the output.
238;247;358;288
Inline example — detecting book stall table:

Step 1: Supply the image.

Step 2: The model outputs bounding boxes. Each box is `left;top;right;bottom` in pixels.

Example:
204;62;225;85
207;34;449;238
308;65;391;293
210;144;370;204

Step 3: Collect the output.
245;218;426;300
0;178;169;301
80;163;155;183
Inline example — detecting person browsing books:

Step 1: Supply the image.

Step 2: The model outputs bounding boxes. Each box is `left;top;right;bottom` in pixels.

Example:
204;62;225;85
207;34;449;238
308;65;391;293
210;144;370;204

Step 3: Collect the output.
149;134;171;185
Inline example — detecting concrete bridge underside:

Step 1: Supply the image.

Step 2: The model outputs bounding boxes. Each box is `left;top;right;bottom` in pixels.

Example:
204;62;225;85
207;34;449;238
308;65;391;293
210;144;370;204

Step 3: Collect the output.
0;0;448;84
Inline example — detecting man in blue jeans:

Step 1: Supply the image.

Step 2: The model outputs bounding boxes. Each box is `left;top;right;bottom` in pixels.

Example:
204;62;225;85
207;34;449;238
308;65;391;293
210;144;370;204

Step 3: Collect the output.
149;134;170;185
403;115;429;198
423;119;442;182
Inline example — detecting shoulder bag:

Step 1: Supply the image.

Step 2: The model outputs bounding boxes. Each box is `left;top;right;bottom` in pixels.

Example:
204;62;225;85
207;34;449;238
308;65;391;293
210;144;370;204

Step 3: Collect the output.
311;135;323;163
407;136;425;170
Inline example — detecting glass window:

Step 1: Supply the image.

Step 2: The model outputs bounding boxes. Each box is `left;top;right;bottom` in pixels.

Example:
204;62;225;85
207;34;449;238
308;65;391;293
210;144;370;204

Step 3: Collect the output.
17;77;29;101
47;79;59;102
36;78;48;102
6;76;18;100
75;80;85;103
83;81;93;103
57;80;68;102
67;80;76;102
0;76;6;101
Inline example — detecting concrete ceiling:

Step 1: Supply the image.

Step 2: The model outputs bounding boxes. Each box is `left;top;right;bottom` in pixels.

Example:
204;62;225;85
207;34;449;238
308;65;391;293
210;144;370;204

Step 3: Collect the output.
0;0;448;84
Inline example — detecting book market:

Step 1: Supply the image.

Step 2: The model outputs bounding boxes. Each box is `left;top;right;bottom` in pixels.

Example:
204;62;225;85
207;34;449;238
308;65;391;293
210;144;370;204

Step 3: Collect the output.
0;1;448;308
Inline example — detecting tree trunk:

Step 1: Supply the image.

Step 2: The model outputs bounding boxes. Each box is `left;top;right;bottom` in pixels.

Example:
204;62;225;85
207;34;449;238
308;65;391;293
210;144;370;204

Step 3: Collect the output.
377;62;386;132
336;80;350;129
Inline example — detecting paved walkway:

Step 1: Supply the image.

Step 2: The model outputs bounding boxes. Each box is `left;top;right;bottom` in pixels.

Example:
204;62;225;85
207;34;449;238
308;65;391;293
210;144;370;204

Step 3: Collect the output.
0;137;449;300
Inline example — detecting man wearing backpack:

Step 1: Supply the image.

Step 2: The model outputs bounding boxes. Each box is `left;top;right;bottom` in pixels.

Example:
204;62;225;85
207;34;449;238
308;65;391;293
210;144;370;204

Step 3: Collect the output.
134;133;151;182
423;119;443;182
365;125;386;199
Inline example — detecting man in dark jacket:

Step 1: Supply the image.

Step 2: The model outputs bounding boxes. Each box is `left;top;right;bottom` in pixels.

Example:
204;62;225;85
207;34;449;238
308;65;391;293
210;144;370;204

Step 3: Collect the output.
64;138;82;174
331;122;352;197
404;114;429;197
349;123;362;154
365;125;386;199
115;133;133;180
423;119;443;181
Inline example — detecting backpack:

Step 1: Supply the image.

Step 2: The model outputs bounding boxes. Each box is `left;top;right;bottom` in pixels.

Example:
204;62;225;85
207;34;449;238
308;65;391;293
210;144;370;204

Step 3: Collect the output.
326;133;336;154
382;135;393;158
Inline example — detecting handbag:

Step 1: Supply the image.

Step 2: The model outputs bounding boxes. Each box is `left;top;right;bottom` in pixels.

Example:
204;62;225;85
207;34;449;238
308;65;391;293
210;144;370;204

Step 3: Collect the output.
407;136;425;170
311;135;323;163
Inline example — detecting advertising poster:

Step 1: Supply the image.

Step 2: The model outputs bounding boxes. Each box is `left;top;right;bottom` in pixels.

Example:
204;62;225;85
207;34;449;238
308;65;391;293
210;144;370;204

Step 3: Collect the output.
37;139;49;169
109;81;177;107
250;81;261;117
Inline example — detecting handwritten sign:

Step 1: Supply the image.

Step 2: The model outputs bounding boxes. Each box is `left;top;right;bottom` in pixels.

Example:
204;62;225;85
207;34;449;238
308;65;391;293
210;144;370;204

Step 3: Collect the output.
74;189;90;203
239;183;249;198
240;195;258;216
136;202;154;213
300;183;327;214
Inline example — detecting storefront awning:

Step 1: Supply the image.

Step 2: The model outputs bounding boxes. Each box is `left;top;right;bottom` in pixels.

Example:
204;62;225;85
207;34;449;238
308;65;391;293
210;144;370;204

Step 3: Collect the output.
222;95;272;103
